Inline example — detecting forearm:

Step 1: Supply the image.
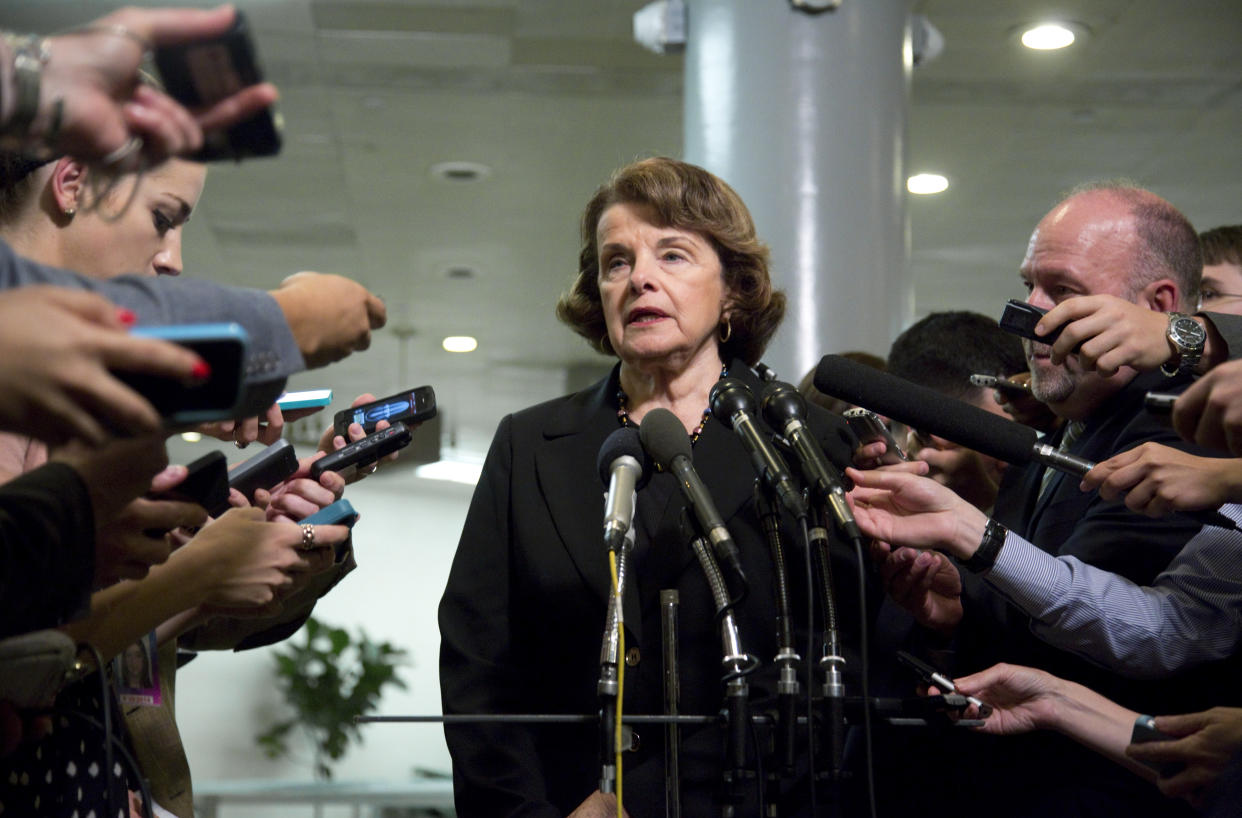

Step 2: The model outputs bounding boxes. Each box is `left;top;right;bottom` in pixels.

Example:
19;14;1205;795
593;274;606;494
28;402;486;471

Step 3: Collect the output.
1043;676;1152;781
62;550;212;661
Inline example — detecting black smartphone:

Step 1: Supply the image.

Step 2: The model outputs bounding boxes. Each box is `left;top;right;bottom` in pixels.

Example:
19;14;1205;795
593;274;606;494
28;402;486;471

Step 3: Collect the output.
332;386;436;438
1130;715;1184;777
843;408;909;465
228;439;299;501
158;450;230;517
123;323;248;425
153;9;282;162
310;422;413;479
1144;391;1178;415
1000;299;1065;345
969;373;1033;396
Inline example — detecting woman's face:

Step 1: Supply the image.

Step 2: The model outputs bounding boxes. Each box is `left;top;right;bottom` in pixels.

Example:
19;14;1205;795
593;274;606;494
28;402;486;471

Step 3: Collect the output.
1200;261;1242;316
596;202;728;367
62;158;207;280
123;644;145;682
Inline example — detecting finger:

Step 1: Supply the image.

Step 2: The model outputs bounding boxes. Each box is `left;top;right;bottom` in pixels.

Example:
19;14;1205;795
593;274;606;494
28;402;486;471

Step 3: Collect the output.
227;487;250;509
256;402;284;445
1153;712;1213;737
317;470;346;500
195;84;279;134
34;287;126;328
100;332;204;380
147;463;188;494
366;293;387;329
131;498;210;531
234;416;260;447
116;4;237;47
348;422;366;443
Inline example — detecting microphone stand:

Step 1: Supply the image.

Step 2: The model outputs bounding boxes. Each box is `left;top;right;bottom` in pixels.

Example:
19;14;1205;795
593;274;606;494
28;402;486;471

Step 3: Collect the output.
597;523;634;795
683;511;754;815
661;589;682;818
754;484;801;781
808;504;847;781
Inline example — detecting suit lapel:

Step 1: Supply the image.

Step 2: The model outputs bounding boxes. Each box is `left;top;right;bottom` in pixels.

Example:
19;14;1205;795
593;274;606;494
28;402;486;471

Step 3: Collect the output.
533;372;620;615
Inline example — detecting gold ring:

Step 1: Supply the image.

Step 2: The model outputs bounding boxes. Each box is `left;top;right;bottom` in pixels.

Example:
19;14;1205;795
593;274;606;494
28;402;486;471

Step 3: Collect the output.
300;524;315;550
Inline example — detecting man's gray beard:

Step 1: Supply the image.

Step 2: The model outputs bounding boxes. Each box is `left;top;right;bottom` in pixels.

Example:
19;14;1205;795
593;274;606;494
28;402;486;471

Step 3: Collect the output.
1029;364;1075;404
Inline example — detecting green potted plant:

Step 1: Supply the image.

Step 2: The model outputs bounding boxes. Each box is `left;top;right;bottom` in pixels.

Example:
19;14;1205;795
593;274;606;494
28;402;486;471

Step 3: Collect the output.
256;616;407;778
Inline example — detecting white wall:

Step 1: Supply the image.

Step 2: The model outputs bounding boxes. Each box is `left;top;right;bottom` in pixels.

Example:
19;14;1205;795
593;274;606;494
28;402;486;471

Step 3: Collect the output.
176;470;475;815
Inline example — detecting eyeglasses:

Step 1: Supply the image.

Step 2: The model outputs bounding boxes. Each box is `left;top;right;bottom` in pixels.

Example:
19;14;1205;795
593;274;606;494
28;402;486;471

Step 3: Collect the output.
1198;291;1242;309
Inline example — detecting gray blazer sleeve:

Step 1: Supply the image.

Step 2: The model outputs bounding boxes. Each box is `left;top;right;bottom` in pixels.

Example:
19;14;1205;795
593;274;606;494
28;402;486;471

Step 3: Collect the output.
0;240;305;383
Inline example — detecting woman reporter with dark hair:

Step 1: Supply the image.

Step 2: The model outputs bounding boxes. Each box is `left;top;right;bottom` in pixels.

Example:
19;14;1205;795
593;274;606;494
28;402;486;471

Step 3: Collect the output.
439;157;858;817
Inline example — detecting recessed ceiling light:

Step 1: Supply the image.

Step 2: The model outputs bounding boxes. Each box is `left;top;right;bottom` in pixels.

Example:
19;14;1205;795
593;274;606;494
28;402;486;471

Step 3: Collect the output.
907;173;949;195
180;431;203;443
429;161;492;183
1021;23;1077;50
443;335;478;353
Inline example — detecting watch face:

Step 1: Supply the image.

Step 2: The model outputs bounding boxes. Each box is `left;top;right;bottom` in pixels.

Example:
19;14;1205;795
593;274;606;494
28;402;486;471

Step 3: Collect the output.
1171;316;1206;347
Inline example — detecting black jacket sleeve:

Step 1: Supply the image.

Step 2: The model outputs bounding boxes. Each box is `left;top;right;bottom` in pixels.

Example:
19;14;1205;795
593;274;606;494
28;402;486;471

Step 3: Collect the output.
0;463;96;639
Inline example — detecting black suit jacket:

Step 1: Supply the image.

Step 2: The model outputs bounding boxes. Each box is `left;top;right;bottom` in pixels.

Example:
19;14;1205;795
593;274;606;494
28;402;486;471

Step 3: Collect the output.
438;362;860;817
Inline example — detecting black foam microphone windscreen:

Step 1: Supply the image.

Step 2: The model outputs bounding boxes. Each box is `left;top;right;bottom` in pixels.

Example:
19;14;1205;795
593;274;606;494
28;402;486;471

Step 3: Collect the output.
639;407;694;467
596;426;652;490
814;354;1040;466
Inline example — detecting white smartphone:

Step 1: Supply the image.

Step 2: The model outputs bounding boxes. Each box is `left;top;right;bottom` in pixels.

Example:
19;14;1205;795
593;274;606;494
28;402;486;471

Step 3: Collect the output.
276;389;333;412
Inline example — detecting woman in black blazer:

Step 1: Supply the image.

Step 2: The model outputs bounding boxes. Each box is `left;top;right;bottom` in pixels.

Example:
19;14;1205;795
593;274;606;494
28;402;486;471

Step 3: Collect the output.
439;157;858;817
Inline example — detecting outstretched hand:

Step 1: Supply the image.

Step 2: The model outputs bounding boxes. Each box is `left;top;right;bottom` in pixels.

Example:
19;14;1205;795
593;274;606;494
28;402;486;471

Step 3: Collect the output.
1082;442;1242;516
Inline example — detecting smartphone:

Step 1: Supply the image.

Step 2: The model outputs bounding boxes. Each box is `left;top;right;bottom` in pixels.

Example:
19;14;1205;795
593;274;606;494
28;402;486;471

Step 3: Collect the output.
276;390;333;412
1130;715;1184;777
159;450;231;517
970;373;1033;396
999;299;1065;345
843;408;909;465
301;498;359;528
332;386;436;438
311;422;413;479
153;9;282;162
1144;391;1178;415
228;439;298;501
123;323;248;425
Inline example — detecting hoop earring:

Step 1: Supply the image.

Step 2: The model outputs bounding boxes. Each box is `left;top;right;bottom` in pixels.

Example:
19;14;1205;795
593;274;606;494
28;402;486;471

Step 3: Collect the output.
718;317;732;343
63;207;75;216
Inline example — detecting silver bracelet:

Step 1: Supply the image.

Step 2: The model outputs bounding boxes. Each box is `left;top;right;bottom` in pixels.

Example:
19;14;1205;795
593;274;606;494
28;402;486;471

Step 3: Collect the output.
1;33;49;140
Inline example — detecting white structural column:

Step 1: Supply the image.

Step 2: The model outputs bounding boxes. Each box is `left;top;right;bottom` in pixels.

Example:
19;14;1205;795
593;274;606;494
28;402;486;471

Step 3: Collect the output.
683;0;915;381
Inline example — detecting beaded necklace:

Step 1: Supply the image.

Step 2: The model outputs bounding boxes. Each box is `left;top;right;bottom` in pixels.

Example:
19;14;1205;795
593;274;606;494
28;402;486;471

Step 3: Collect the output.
615;363;729;447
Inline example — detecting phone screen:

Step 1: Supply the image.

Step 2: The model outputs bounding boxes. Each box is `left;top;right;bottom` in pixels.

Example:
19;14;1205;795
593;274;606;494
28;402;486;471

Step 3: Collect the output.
335;386;436;436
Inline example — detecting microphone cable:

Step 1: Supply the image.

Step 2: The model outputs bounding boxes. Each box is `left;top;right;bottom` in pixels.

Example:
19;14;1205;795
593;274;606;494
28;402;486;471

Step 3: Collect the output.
798;516;819;818
848;529;877;818
609;550;625;815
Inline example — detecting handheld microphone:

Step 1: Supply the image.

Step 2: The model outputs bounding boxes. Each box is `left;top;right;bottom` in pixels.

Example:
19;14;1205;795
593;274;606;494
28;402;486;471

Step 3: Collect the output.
709;378;808;519
814;354;1237;531
760;380;861;539
814;355;1083;474
596;427;652;552
639;408;747;582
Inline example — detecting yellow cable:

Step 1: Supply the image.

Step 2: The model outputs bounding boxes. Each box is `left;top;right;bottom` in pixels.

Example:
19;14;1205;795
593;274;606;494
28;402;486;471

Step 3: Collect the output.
609;550;624;813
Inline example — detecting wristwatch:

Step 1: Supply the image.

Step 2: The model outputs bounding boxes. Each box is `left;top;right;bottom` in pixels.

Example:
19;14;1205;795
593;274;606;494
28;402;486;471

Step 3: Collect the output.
1162;313;1207;376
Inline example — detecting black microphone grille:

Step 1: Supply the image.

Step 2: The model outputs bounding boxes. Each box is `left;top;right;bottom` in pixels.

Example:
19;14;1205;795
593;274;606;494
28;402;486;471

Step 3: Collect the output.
597;426;652;488
813;354;1039;467
639;408;693;469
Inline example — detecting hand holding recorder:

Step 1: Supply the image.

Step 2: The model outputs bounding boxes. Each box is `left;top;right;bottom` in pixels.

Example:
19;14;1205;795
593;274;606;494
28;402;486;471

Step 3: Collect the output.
5;5;278;165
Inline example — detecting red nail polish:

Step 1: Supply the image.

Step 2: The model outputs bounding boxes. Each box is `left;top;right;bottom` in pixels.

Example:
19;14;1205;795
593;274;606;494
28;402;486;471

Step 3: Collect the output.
117;308;137;326
191;360;212;380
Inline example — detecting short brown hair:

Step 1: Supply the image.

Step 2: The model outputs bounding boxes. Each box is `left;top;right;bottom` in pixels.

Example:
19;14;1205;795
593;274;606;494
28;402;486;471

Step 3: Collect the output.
1201;225;1242;268
555;157;784;365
